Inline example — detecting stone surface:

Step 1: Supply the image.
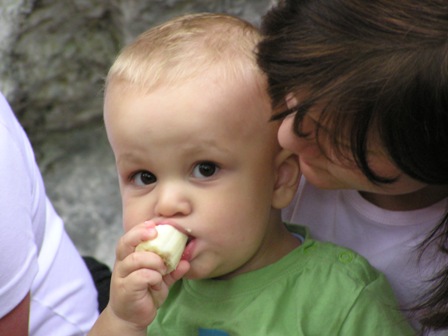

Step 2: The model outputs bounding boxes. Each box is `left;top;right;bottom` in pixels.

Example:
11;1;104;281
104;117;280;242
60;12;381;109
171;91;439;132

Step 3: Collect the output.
0;0;273;267
38;123;122;267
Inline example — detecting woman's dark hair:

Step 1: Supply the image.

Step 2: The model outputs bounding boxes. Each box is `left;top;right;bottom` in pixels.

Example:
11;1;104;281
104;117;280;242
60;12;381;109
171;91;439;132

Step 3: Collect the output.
257;0;448;332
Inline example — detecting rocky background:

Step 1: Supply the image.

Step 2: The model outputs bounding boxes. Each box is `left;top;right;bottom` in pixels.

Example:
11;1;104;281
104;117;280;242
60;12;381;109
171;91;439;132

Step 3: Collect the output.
0;0;273;267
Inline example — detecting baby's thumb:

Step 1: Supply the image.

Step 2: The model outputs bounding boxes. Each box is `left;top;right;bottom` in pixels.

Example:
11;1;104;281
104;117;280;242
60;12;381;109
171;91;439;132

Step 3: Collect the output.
164;260;190;287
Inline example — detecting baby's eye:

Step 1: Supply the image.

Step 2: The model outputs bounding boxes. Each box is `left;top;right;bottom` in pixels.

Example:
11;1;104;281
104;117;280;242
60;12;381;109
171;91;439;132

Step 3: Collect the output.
132;171;157;186
192;161;219;178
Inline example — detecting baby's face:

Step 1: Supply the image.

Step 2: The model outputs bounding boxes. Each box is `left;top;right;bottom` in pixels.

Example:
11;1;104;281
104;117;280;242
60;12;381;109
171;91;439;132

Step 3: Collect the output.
104;74;282;279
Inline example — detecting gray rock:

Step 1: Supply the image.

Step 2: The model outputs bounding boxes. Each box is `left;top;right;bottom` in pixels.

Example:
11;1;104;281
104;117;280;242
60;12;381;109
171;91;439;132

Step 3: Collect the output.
0;0;273;268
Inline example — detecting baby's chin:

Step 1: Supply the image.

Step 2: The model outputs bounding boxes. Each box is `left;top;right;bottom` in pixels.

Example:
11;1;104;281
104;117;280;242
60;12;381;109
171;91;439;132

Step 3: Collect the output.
182;261;231;281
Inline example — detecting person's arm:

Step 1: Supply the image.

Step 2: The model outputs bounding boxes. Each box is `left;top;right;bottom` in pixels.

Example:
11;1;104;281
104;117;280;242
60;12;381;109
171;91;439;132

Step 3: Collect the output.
88;221;190;336
0;293;30;336
0;93;39;335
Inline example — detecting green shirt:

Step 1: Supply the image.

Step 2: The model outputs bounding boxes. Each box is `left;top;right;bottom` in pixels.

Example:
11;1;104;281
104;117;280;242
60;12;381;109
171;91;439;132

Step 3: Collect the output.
147;225;415;335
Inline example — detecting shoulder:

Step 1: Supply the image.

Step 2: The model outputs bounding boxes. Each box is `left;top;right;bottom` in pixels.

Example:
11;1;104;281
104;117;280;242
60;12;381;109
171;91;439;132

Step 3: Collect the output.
0;93;23;137
287;224;393;298
0;93;35;166
0;92;43;318
287;226;414;334
304;238;380;284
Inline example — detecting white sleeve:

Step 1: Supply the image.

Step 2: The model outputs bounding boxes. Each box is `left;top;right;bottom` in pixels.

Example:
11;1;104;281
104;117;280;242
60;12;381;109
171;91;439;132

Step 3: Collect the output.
0;94;39;318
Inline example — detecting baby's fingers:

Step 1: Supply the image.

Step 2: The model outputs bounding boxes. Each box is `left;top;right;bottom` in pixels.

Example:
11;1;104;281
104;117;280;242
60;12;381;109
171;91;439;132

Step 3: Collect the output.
117;266;164;296
163;260;190;288
116;221;158;261
109;265;166;326
115;250;167;280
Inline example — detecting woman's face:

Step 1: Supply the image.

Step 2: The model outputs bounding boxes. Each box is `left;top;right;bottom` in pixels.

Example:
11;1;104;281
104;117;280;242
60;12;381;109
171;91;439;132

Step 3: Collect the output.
277;109;428;197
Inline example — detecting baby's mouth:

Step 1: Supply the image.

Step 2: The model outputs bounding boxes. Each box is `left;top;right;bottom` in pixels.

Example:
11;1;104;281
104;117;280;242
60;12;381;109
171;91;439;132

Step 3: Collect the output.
181;236;195;262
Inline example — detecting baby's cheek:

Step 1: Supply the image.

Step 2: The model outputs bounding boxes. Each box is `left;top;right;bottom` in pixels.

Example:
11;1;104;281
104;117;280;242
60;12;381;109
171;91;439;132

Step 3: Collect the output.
122;215;135;232
121;195;153;226
122;207;147;232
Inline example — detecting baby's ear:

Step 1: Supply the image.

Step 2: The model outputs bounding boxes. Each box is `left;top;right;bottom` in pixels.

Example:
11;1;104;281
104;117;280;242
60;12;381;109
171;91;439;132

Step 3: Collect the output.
272;149;300;209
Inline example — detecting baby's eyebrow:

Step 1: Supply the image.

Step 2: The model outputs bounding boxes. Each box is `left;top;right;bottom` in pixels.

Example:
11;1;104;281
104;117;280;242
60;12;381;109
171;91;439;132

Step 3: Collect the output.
115;152;145;166
179;141;232;156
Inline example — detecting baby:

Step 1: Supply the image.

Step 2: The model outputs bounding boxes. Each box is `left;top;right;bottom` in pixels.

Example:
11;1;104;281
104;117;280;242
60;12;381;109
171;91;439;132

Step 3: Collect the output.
88;13;414;336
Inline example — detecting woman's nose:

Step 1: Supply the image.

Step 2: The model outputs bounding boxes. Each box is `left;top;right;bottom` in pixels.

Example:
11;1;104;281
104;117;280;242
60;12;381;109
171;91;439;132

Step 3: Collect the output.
154;183;192;218
278;115;307;153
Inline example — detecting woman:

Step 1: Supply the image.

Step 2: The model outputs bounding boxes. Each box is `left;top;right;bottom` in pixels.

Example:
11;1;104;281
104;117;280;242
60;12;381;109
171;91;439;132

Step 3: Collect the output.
257;0;448;333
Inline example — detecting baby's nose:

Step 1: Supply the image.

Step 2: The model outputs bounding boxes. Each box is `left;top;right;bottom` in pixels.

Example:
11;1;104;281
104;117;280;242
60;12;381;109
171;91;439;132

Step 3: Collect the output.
154;184;192;218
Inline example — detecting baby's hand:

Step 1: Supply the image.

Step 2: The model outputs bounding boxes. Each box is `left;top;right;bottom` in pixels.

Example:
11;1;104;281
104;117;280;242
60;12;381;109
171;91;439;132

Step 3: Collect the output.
106;221;190;331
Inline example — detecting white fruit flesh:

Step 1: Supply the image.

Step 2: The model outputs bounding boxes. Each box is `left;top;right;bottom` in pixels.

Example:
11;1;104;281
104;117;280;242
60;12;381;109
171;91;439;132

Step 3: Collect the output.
136;225;188;273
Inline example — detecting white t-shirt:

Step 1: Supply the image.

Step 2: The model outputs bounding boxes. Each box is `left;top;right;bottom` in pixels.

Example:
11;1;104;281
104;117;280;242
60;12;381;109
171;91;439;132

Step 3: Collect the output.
0;93;98;335
284;177;448;332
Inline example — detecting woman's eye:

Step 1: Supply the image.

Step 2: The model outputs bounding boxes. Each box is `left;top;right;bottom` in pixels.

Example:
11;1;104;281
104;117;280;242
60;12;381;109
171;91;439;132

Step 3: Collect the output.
192;161;219;178
132;171;157;186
